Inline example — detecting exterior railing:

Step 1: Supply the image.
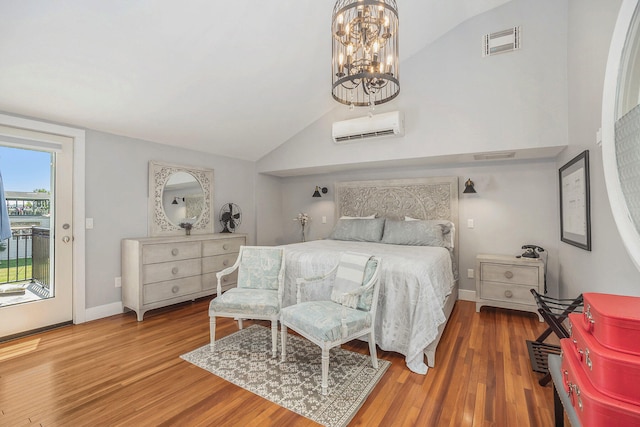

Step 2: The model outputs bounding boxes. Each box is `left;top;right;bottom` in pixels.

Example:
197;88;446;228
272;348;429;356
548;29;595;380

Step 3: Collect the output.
0;226;50;289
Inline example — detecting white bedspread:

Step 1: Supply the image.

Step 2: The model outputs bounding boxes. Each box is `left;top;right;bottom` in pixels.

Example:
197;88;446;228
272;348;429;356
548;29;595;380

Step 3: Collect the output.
281;240;454;374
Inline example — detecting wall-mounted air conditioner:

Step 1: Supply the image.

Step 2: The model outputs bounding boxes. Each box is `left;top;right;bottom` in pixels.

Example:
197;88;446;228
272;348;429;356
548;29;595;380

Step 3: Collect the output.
332;111;405;144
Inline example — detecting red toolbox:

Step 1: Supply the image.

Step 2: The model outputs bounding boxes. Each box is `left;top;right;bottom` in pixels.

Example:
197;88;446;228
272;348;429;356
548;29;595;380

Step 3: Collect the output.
560;339;640;426
580;293;640;356
567;313;640;405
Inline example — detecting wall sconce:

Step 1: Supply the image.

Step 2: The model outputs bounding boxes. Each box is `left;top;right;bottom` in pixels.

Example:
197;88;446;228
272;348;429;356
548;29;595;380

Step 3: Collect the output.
463;179;477;194
312;186;328;197
171;197;185;204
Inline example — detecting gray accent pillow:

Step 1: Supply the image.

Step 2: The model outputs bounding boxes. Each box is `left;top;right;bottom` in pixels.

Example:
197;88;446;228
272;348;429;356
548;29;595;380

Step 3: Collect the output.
381;219;446;247
329;218;385;242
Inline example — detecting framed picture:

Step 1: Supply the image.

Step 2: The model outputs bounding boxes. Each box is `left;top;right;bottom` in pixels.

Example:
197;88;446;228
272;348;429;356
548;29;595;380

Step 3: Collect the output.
559;150;591;251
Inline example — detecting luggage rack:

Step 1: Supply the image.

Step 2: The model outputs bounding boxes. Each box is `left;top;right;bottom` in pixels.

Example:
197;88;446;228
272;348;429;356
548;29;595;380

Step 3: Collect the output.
527;289;583;386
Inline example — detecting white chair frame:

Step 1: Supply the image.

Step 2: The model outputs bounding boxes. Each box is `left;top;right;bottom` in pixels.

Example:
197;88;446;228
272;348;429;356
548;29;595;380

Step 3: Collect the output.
209;246;285;358
280;257;382;395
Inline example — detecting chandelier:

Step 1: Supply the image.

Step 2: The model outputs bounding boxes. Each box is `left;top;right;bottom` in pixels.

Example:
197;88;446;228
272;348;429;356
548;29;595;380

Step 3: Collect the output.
331;0;400;107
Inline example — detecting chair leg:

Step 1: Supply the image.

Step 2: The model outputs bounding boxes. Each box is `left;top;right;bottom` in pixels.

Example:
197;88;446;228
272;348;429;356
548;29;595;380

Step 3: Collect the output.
271;320;278;359
321;347;329;396
280;325;287;362
209;317;216;351
238;318;243;330
368;330;378;369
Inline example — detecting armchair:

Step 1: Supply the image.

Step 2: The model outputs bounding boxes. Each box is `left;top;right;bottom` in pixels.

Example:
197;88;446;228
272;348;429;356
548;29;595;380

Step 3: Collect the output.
209;246;285;358
280;253;382;395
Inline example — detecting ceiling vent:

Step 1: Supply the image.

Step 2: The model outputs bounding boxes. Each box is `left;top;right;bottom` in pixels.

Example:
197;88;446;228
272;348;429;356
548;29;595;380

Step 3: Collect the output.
332;111;405;144
483;26;520;57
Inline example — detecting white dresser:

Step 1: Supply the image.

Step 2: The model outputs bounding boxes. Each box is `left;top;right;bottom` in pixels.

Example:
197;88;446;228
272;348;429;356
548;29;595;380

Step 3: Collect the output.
122;233;246;321
475;254;545;322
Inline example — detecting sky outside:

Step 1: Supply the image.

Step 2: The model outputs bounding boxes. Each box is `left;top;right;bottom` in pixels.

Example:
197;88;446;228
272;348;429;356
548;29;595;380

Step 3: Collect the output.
0;146;51;192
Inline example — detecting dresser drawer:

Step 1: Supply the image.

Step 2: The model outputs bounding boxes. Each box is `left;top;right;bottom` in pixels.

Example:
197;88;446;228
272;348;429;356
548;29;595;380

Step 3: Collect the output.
479;281;534;306
202;253;238;274
143;276;201;304
142;258;202;285
202;238;243;257
202;271;238;291
142;242;201;264
481;263;539;286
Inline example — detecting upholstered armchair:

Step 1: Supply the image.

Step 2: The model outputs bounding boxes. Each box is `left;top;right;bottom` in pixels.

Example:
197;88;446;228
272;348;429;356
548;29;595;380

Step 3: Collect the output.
280;253;382;395
209;246;285;358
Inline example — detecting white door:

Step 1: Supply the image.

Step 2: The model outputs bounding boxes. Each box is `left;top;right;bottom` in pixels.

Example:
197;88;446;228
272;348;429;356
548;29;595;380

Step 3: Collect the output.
0;131;74;338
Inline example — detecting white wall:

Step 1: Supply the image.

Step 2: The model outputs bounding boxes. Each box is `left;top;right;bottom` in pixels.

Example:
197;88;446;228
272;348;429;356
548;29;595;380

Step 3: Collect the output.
260;161;560;296
558;0;640;298
84;130;256;309
257;0;568;176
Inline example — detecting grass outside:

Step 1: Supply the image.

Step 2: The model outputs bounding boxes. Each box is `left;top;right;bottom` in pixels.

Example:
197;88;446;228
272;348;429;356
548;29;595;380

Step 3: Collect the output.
0;258;32;284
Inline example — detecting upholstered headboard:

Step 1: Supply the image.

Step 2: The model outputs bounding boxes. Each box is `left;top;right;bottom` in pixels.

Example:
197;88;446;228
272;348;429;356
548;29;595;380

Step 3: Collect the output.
334;176;459;270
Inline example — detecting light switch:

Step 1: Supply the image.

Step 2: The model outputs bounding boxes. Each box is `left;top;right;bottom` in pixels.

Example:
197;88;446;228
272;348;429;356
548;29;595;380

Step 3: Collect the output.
322;216;327;224
467;219;474;228
86;218;94;229
467;269;474;279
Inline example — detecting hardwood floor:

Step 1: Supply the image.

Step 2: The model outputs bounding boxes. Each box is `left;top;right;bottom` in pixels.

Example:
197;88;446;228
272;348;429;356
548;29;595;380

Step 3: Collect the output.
0;299;557;426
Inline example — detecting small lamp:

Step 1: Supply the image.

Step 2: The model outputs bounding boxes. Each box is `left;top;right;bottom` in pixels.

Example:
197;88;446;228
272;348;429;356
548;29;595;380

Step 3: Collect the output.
171;197;179;205
312;186;328;197
463;179;477;194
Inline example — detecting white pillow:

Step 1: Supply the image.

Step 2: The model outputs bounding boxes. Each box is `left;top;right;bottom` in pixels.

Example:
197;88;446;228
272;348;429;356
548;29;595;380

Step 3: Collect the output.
340;214;376;219
404;216;420;221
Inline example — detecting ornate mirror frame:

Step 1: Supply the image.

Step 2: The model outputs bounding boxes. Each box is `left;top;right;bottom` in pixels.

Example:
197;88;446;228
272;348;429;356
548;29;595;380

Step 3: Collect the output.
148;161;214;236
602;0;640;271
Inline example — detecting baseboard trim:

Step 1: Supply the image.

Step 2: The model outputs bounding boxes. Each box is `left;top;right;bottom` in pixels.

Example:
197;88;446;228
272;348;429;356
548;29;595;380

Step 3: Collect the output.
85;301;124;322
458;289;476;302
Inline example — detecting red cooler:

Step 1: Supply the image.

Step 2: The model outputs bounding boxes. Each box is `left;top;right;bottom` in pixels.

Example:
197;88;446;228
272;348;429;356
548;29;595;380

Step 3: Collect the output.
560;339;640;427
567;313;640;405
580;293;640;356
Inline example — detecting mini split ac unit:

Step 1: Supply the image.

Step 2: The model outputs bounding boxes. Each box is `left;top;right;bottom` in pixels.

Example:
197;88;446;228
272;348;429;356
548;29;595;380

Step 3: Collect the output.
332;111;405;143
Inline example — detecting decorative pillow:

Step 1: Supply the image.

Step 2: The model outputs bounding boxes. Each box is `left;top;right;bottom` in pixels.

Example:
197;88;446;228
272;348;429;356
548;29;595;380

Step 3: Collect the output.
340;214;376;219
403;218;454;248
329;218;385;242
381;219;447;247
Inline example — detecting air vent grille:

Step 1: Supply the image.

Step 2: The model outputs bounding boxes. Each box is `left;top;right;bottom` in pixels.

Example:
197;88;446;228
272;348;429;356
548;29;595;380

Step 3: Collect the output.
483;26;520;57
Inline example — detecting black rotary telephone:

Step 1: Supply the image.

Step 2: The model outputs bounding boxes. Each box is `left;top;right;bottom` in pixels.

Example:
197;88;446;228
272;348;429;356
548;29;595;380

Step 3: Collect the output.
521;245;545;258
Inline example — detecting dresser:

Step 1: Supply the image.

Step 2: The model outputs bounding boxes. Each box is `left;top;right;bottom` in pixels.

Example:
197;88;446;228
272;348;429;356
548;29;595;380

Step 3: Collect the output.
122;233;246;321
475;254;545;321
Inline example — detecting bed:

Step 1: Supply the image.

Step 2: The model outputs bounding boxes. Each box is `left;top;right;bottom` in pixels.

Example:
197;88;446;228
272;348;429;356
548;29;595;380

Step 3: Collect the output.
281;177;459;374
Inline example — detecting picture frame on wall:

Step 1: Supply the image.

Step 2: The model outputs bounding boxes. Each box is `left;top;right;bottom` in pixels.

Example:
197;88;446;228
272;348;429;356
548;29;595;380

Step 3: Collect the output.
559;150;591;251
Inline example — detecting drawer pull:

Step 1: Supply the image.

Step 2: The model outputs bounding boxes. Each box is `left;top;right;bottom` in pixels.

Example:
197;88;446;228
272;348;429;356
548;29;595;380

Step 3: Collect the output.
171;285;179;294
504;290;513;298
172;267;179;275
223;259;229;267
504;271;514;279
171;248;179;256
223;244;229;251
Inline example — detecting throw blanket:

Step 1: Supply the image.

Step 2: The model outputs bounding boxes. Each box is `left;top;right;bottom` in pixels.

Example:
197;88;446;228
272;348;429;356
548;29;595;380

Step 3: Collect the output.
331;252;372;308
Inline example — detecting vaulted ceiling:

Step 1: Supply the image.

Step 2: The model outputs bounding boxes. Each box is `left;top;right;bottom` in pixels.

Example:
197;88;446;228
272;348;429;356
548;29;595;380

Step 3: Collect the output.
0;1;512;161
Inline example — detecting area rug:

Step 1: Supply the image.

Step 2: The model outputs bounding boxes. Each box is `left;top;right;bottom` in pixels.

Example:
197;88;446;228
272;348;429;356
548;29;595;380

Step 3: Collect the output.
181;325;390;427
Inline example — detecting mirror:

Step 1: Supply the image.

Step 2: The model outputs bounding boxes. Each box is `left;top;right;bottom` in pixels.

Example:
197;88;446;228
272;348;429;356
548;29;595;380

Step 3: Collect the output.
603;0;640;271
148;161;214;236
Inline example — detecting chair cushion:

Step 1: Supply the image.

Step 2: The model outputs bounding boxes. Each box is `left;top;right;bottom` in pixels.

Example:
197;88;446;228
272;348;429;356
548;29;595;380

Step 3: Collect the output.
209;288;280;316
281;301;372;342
237;247;283;290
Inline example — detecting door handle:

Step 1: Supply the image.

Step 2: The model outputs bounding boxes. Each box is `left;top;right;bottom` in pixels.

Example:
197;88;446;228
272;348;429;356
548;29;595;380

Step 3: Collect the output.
62;236;71;243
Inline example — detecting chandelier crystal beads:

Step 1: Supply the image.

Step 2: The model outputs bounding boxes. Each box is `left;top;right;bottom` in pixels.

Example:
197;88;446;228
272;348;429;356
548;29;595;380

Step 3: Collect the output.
331;0;400;107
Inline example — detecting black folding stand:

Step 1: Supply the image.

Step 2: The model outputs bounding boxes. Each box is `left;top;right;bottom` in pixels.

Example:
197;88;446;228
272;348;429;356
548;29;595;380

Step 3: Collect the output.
527;289;583;386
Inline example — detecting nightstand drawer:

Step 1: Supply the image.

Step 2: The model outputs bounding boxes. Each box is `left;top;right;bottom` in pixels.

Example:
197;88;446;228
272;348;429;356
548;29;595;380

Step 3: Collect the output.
481;263;539;286
479;281;535;305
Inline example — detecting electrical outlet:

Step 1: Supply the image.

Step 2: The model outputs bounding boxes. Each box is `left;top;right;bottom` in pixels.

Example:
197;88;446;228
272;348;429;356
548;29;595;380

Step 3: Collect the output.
467;219;474;228
115;277;121;288
467;269;474;279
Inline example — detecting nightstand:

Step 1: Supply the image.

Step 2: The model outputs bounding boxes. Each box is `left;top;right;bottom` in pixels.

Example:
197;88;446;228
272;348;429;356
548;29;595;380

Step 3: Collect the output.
475;254;545;321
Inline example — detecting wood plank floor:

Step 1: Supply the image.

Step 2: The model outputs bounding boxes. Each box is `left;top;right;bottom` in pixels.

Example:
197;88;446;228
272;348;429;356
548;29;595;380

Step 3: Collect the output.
0;299;558;426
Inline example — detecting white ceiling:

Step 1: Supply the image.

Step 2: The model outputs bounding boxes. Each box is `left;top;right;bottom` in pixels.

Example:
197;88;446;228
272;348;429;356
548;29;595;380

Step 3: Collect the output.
0;0;511;162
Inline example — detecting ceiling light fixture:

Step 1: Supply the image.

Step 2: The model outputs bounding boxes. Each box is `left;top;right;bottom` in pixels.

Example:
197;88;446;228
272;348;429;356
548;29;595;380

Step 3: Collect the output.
332;0;400;108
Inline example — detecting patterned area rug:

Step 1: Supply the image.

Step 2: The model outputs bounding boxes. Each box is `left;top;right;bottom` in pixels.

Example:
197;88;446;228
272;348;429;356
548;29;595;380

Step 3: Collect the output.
181;325;390;427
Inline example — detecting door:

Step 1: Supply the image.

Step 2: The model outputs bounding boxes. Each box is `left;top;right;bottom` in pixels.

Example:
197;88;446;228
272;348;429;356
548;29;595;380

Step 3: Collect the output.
0;129;74;339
